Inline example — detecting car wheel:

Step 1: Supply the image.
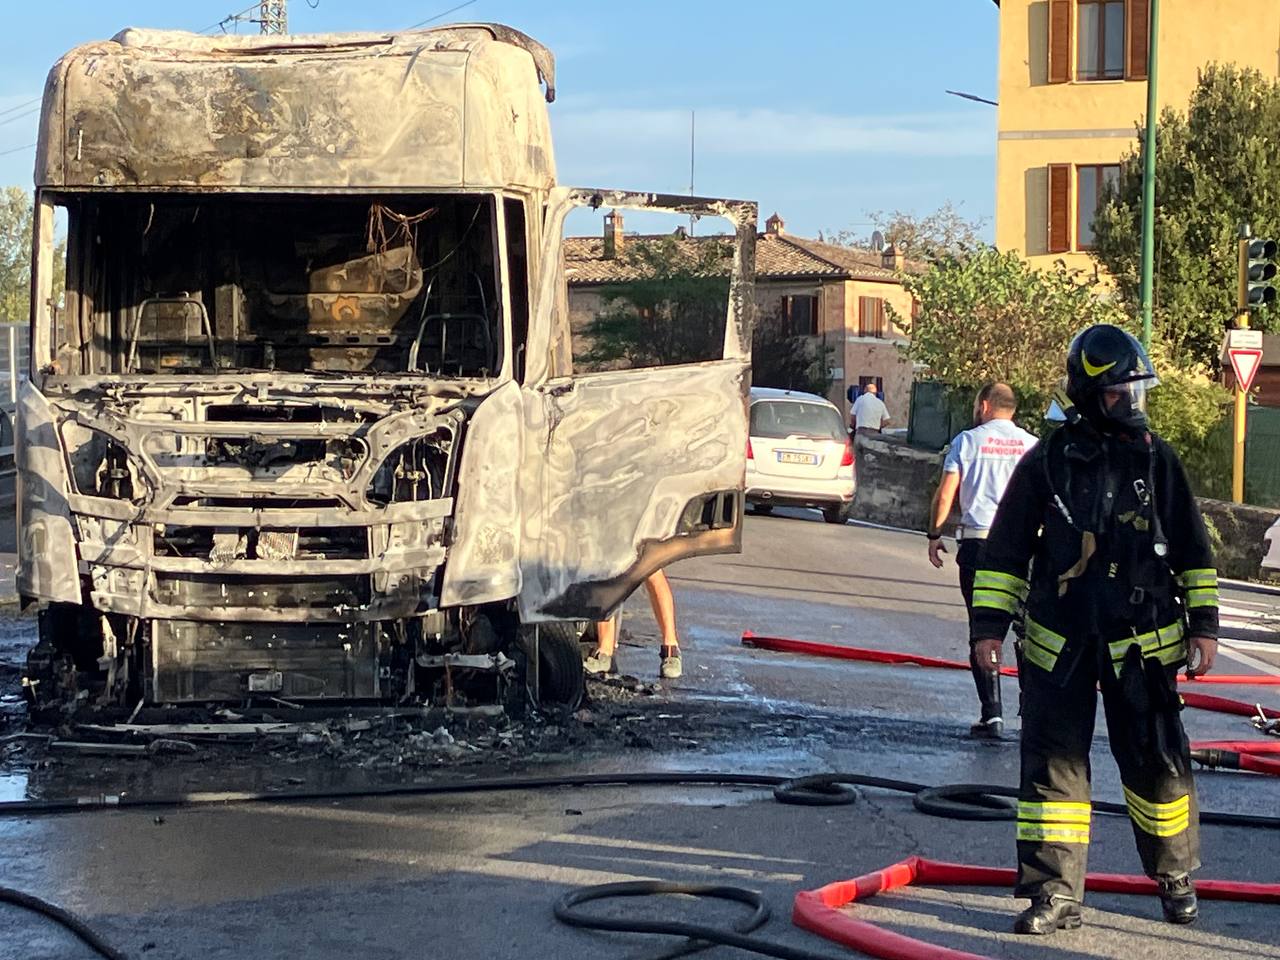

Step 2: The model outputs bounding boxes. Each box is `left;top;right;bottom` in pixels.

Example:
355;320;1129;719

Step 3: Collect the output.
822;505;850;525
753;503;774;516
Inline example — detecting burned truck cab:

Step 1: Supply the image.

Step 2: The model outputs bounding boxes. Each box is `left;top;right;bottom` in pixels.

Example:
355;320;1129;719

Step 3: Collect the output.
19;25;756;711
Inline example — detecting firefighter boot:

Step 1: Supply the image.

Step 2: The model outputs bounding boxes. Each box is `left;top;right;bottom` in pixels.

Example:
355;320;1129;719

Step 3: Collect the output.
1158;874;1198;925
1013;896;1083;935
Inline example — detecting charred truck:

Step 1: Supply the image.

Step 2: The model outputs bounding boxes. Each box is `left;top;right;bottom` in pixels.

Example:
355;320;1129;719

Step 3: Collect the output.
19;25;756;712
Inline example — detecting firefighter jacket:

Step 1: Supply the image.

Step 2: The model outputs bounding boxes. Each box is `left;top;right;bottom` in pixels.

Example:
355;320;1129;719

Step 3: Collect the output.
969;420;1218;687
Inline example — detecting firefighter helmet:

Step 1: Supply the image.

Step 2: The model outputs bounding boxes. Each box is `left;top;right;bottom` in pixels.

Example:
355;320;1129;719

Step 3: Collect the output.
1064;324;1158;432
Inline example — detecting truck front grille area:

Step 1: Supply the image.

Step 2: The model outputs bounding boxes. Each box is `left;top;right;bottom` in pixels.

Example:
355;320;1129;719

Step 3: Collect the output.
154;573;374;610
153;524;370;562
67;410;461;631
151;619;381;701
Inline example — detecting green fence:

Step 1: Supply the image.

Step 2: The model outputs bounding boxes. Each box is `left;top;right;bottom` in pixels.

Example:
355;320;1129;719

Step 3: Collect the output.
909;378;1279;508
1246;406;1280;508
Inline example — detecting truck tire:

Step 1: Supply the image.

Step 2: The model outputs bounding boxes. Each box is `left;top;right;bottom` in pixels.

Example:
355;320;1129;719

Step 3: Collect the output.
520;622;585;710
823;504;850;525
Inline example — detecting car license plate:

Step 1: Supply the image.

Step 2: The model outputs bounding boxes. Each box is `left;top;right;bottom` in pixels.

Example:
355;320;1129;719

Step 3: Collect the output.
778;451;818;466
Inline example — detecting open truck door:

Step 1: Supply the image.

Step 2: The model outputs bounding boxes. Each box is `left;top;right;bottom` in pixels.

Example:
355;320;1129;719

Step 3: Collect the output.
518;189;757;621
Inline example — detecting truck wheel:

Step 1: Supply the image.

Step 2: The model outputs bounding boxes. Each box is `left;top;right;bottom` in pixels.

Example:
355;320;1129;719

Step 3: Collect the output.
822;505;850;525
519;622;585;710
752;503;774;516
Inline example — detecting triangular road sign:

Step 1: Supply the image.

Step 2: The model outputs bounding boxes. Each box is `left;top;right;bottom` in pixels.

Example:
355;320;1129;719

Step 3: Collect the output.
1228;347;1264;392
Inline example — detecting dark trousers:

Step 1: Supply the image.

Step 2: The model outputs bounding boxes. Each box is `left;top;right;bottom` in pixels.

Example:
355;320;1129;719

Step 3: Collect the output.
1016;645;1200;901
958;538;1002;721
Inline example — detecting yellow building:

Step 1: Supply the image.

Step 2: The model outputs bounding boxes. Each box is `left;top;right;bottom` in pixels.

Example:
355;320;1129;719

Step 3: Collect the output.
995;0;1280;273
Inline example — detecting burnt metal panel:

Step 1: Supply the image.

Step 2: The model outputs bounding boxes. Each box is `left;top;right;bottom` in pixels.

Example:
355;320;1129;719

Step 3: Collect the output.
518;360;750;621
151;619;378;701
439;381;524;606
37;26;556;191
15;382;80;603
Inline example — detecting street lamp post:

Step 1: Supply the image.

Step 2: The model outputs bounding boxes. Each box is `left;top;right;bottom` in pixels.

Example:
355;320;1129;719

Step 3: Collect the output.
1138;0;1161;349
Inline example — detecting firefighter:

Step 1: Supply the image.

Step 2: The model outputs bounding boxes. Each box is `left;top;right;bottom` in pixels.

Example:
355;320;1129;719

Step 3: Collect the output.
969;324;1219;935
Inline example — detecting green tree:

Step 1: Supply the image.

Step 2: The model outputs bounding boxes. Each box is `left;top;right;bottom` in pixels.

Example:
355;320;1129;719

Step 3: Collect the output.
1093;64;1280;366
824;201;987;262
894;246;1231;494
580;235;832;394
0;186;64;325
0;186;34;323
580;236;733;369
894;246;1125;420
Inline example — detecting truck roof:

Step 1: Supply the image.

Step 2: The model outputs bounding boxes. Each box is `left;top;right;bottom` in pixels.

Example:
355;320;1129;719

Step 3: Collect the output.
36;23;557;192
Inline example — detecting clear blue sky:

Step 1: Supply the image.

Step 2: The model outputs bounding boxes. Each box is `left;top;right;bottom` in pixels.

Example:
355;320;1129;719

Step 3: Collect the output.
0;1;999;241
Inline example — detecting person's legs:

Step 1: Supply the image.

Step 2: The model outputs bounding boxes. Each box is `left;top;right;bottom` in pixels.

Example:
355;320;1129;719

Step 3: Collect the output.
1101;659;1201;923
1014;643;1097;933
958;539;1003;735
645;570;682;679
583;614;618;675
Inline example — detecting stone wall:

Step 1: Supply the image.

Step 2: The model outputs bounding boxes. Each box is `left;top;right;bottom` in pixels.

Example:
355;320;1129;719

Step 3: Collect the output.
850;434;1280;582
850;433;945;531
1196;498;1280;582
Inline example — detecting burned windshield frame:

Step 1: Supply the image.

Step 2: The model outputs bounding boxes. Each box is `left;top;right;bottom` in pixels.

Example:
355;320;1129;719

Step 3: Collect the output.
35;190;518;384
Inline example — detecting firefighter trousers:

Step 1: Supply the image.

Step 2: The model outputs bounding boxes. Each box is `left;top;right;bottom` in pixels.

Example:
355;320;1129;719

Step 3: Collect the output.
1015;638;1200;901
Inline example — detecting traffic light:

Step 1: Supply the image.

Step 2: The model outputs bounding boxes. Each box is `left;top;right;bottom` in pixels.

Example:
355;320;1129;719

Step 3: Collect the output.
1244;237;1277;308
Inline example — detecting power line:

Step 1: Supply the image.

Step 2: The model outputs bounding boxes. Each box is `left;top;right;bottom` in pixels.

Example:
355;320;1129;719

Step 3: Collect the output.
0;98;40;121
198;1;265;35
406;0;478;31
0;108;38;129
0;142;36;158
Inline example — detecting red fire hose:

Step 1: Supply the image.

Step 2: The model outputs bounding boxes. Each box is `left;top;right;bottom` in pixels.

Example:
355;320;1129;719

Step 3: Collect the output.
740;631;1280;685
741;632;1280;776
793;856;1280;960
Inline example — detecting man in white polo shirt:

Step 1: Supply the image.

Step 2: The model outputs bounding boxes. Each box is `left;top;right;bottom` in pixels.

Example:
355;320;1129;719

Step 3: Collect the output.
851;382;890;435
928;382;1037;739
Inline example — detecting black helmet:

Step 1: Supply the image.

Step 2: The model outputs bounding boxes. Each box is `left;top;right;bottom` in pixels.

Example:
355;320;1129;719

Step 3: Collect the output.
1064;324;1158;432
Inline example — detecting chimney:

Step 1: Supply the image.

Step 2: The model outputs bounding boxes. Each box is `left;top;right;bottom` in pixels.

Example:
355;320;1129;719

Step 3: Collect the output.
765;212;785;236
603;210;624;259
881;242;905;272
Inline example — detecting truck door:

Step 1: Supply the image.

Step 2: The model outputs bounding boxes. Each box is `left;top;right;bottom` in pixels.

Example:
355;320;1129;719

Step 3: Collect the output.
518;189;757;621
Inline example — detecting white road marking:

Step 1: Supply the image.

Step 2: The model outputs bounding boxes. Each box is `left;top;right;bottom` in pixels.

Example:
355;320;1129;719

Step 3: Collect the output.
1216;639;1280;678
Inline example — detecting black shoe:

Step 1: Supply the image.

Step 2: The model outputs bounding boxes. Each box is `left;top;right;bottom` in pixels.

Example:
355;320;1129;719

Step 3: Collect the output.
969;716;1004;740
1158;873;1198;925
1014;896;1083;935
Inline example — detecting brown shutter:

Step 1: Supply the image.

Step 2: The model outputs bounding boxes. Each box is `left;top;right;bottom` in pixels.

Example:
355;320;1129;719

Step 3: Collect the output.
1047;164;1072;253
875;299;886;337
1047;0;1073;84
1127;0;1150;80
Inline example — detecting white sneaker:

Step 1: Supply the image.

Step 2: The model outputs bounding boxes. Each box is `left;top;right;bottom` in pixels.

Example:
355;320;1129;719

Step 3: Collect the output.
659;650;682;680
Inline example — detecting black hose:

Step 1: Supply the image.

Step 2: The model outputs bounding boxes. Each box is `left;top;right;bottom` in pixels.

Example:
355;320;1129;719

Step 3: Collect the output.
0;886;128;960
8;769;1280;960
554;881;842;960
5;769;1280;830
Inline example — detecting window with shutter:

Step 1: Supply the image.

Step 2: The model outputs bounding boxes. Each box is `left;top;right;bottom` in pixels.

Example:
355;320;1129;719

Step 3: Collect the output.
1048;0;1073;84
858;297;885;339
1126;0;1149;80
1047;164;1072;254
1077;0;1125;81
780;295;819;336
1076;164;1120;250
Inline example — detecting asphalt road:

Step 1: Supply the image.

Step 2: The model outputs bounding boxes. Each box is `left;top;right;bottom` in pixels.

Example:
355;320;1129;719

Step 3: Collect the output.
2;510;1280;960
